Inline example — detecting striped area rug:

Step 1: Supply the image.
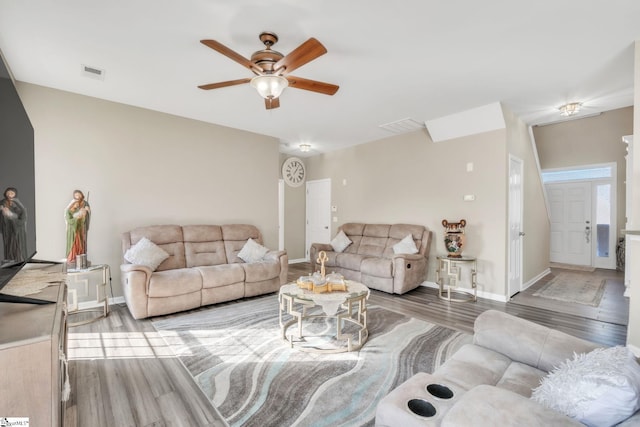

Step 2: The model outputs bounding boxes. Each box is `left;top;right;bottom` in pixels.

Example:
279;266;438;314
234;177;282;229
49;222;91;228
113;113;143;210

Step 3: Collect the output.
152;295;471;427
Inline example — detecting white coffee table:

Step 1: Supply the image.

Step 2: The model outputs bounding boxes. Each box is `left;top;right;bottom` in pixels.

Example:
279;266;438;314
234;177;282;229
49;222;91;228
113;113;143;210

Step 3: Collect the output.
278;281;369;353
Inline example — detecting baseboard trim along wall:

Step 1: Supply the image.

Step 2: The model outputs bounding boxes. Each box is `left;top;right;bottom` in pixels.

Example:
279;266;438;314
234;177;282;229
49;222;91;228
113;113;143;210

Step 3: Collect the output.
421;281;508;303
76;296;125;311
289;258;308;264
522;268;551;291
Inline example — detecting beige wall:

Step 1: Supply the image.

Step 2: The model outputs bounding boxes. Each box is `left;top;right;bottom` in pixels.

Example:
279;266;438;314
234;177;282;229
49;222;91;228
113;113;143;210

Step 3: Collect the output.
503;107;551;286
280;154;306;260
627;41;640;352
533;106;632;241
17;83;281;298
305;128;510;299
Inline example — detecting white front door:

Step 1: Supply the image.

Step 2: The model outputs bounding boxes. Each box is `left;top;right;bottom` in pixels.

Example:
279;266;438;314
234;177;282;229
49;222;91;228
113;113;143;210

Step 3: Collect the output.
508;155;524;297
548;181;592;266
305;179;331;260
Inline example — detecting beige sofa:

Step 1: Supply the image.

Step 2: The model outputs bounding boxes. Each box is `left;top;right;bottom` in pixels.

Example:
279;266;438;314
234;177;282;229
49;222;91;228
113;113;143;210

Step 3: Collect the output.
310;223;431;294
120;224;287;319
376;310;640;426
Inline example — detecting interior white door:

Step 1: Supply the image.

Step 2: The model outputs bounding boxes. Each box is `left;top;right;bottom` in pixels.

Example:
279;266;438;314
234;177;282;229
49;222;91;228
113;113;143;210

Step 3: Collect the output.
508;156;524;297
305;179;331;260
548;182;592;266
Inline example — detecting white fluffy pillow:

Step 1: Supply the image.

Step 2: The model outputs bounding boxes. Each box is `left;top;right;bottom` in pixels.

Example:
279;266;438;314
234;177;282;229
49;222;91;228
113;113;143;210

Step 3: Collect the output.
124;237;170;271
393;234;419;254
531;346;640;427
238;238;269;263
330;230;352;253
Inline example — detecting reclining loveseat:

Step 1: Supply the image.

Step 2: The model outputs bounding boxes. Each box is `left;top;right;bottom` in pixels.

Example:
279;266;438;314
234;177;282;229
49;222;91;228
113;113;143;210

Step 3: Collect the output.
310;223;431;294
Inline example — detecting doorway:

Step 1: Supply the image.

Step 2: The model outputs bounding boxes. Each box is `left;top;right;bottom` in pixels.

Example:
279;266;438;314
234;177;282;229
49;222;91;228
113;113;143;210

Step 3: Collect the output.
305;179;331;260
508;155;524;297
543;163;617;269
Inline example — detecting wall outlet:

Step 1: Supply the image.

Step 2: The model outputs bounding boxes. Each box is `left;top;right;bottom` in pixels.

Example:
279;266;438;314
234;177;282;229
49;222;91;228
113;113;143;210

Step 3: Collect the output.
463;194;476;201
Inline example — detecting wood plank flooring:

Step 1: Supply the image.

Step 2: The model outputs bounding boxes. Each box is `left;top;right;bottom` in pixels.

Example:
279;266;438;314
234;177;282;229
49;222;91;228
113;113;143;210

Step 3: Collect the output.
64;262;628;426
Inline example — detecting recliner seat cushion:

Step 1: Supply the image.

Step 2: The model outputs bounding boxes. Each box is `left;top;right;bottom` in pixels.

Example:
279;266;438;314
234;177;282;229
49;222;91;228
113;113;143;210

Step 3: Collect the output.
361;257;393;278
197;264;245;289
242;261;281;282
147;268;202;297
336;253;370;271
433;344;512;391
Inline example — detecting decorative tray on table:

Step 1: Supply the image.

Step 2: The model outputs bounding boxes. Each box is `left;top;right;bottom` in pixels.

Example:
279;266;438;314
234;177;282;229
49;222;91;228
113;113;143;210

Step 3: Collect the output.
297;272;347;294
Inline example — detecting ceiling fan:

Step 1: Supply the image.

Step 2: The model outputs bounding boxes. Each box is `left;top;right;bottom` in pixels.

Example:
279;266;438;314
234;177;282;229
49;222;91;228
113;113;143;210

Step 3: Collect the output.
198;32;339;109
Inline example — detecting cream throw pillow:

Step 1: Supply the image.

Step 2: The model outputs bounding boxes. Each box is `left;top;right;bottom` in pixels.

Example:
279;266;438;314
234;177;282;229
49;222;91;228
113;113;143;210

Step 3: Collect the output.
238;238;269;263
393;234;419;254
331;230;352;253
532;346;640;427
124;237;170;271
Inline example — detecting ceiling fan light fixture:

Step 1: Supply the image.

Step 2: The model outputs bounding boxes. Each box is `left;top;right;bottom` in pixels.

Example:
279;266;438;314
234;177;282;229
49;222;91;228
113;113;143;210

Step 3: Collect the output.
251;75;288;99
559;102;582;117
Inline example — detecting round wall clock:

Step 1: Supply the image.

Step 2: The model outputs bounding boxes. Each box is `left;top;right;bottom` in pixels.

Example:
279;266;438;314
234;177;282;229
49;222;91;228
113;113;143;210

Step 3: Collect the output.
282;157;306;187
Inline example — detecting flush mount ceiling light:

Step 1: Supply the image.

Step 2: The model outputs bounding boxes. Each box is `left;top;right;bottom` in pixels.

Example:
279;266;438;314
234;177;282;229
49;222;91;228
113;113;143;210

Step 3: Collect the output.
559;102;582;117
299;143;311;152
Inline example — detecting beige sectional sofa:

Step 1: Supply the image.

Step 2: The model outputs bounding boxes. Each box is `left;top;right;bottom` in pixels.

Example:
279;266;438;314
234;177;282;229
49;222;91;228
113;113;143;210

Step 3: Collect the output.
120;224;287;319
310;223;431;294
376;310;640;426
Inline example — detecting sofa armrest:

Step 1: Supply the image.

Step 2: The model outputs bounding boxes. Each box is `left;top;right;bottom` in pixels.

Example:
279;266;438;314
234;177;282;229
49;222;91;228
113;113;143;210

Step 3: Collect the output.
391;254;427;294
391;253;425;262
263;249;286;262
473;310;602;371
310;243;333;268
264;250;289;284
120;264;153;319
441;385;583;427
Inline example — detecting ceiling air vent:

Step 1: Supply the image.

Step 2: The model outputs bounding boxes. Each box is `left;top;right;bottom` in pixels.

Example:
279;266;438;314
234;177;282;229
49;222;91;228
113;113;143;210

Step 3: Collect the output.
81;64;105;80
379;118;425;134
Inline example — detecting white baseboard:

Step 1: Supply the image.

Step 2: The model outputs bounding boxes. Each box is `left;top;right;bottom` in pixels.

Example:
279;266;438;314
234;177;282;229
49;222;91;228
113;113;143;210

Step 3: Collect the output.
110;296;125;305
420;281;508;302
76;296;125;310
288;258;308;264
522;268;551;291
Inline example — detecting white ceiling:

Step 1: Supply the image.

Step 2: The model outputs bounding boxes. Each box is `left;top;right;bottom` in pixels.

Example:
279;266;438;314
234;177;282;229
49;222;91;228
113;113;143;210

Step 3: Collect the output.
0;1;638;156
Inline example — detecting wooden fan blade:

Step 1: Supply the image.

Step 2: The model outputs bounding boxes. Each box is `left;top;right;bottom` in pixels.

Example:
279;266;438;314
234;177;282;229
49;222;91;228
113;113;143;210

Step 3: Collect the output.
273;38;327;75
198;78;251;90
200;40;262;74
265;97;280;109
287;76;339;95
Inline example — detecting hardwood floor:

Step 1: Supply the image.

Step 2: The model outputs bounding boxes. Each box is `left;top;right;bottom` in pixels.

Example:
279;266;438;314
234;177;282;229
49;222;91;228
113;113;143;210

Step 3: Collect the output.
289;262;628;346
64;262;628;426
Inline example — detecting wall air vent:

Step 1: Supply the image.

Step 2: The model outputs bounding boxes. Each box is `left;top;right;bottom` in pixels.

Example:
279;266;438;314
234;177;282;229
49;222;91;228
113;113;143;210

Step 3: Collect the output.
81;64;105;80
379;118;425;134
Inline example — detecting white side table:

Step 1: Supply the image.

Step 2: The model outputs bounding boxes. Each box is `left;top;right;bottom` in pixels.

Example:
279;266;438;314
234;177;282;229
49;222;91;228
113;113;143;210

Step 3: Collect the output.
66;264;110;326
436;255;477;302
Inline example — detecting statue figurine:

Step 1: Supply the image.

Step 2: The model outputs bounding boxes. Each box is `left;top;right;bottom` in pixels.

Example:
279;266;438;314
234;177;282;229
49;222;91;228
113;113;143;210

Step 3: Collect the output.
65;190;91;264
316;250;328;278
